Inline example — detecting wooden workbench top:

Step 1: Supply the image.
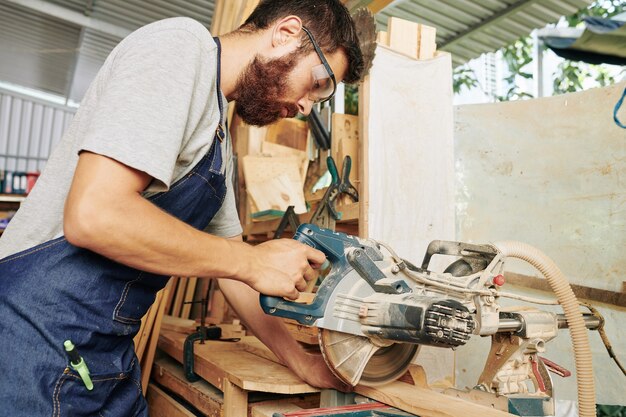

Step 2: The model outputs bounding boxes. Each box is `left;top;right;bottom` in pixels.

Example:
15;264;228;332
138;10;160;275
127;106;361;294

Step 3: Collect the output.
158;330;319;395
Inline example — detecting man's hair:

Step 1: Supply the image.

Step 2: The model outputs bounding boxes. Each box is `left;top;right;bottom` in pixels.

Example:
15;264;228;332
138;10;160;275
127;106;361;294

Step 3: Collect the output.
240;0;365;84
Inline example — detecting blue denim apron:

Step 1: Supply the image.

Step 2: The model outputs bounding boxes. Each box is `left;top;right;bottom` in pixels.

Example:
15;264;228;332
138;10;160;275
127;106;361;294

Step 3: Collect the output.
0;39;228;417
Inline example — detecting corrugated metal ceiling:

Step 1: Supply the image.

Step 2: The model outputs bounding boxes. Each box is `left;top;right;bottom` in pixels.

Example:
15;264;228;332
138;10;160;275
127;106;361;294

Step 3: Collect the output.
0;0;595;101
378;0;594;66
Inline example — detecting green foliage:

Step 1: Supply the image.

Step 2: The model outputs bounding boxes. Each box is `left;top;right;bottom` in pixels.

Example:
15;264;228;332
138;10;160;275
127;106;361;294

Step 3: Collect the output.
453;66;479;94
496;36;535;101
454;0;625;100
566;0;626;26
344;84;359;116
552;0;625;94
597;404;625;417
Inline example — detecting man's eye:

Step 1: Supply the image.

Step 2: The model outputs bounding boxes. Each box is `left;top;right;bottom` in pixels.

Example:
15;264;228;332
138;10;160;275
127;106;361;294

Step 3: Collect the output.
313;80;321;90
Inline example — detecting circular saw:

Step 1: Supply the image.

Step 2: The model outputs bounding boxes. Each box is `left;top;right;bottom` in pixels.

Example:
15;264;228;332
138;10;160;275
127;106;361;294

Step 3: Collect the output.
260;224;491;387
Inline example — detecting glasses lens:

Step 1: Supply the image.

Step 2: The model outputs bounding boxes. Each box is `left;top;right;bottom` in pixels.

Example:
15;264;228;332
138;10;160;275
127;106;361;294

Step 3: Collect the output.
310;64;334;103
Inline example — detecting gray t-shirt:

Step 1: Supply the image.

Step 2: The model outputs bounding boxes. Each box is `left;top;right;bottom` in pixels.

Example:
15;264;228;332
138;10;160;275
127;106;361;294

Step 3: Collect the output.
0;17;243;259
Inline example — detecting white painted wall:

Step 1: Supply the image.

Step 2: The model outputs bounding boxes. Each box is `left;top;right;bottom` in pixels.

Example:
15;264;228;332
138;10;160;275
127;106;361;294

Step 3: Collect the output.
454;82;626;405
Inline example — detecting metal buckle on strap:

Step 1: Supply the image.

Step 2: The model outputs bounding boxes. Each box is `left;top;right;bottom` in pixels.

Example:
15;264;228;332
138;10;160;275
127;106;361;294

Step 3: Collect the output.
216;124;225;142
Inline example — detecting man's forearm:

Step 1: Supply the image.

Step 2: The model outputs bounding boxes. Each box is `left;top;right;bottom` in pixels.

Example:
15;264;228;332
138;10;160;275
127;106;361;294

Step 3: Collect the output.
218;277;306;367
66;189;253;280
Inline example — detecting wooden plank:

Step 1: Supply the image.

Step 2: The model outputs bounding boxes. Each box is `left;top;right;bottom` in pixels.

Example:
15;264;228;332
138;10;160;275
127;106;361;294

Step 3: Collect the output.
355;381;515;417
164;277;178;315
146;383;196;417
180;276;198;319
158;330;319;394
358;74;370;238
251;403;302;417
133;306;148;354
376;30;389;46
135;291;162;362
210;0;224;34
162;315;197;334
388;17;419;59
141;283;172;394
223;379;249;417
171;277;188;318
417;24;437;60
505;271;626;307
152;356;224;417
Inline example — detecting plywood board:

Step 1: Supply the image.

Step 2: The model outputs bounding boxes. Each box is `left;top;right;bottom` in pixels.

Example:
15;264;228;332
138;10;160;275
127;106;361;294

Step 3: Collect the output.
265;118;308;151
243;155;307;214
261;141;309;184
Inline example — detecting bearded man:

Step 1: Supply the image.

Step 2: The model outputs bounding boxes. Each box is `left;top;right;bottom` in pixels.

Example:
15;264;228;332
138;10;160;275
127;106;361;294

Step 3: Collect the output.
0;0;372;415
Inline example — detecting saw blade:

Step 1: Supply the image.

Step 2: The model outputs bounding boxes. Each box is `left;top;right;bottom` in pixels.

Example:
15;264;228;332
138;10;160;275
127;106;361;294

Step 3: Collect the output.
319;328;419;387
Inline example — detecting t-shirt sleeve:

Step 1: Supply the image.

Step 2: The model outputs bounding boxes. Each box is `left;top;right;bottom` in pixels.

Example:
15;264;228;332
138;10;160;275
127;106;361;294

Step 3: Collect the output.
204;136;243;238
80;28;208;191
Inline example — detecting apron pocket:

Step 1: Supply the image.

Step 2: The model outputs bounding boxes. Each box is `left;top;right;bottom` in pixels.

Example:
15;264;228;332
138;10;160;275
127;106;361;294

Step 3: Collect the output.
113;273;170;325
53;360;142;417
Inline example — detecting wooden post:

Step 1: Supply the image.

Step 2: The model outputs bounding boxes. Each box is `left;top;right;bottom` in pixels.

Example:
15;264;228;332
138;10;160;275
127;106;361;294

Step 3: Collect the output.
223;378;249;417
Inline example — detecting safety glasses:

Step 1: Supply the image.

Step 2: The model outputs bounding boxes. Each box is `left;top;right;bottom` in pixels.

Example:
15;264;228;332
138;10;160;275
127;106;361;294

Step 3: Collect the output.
301;26;337;104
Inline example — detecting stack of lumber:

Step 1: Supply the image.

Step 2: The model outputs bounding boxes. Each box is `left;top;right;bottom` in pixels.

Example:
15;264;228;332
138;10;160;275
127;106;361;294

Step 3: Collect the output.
377;17;437;61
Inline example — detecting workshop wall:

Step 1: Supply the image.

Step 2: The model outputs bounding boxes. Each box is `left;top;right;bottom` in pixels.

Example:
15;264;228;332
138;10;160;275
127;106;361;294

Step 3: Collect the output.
454;81;625;292
453;82;626;405
0;88;74;172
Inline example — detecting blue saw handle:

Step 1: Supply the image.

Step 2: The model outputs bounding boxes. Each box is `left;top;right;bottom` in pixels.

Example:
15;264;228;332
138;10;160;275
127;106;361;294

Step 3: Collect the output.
259;223;363;325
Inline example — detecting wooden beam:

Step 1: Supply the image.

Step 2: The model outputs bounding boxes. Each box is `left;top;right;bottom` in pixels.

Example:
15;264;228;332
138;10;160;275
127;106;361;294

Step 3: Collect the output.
152;356;224;417
355;381;515;417
505;271;626;308
342;0;396;13
146;384;196;417
223;379;248;417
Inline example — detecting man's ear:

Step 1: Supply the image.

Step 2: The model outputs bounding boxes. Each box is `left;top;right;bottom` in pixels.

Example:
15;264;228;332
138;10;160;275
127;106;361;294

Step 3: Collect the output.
271;15;303;49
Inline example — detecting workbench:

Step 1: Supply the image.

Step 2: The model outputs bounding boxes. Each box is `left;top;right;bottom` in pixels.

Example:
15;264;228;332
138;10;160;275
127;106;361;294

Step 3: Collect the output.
156;330;321;416
154;330;515;417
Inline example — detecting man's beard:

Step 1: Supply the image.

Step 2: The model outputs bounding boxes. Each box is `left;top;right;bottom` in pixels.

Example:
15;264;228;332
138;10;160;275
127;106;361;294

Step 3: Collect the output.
234;52;302;127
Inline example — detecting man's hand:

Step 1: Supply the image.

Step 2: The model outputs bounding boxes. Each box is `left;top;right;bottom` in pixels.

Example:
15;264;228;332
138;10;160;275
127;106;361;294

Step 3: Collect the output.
242;239;326;300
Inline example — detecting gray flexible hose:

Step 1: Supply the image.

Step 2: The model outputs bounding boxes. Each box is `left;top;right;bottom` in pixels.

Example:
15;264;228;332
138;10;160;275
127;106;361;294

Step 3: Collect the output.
494;241;596;417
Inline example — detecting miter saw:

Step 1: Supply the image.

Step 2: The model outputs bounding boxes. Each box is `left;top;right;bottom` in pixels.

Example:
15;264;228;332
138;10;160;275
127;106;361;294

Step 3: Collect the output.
261;224;605;416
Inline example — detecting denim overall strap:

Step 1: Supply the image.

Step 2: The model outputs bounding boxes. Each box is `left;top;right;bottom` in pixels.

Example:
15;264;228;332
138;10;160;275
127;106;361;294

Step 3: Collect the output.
0;39;228;417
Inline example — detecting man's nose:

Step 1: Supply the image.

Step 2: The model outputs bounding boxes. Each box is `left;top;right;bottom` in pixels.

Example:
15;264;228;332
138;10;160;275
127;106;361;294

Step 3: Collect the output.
297;96;314;116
